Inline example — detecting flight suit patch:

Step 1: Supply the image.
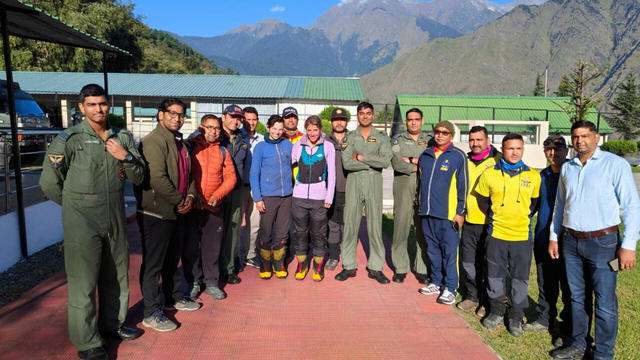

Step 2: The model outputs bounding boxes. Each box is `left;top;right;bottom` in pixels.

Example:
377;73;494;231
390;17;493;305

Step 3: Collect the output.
392;144;400;152
418;140;428;146
48;154;64;169
366;137;377;143
341;141;348;149
242;142;248;150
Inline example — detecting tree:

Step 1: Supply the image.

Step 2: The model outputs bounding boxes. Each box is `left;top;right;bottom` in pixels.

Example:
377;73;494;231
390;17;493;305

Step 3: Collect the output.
533;74;544;96
553;60;606;123
607;74;640;140
319;106;351;135
555;75;572;97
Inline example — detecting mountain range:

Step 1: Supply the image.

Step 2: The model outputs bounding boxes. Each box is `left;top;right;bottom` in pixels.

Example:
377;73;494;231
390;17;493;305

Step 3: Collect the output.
173;0;547;77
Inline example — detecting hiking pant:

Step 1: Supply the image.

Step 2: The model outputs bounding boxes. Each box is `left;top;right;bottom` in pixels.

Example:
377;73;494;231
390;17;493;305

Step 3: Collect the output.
258;196;292;250
292;197;328;257
183;209;225;288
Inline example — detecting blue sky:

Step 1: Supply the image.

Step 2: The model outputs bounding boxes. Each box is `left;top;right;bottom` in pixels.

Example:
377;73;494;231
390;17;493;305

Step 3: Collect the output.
133;0;515;37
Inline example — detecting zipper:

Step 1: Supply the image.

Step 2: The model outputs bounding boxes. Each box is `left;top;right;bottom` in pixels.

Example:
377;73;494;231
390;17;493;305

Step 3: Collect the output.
425;151;437;215
276;142;284;196
104;134;111;238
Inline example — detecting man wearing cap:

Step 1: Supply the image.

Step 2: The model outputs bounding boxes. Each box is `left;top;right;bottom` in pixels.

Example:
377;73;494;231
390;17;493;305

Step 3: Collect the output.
335;102;393;284
390;108;431;283
417;120;468;305
218;104;251;285
523;135;572;339
325;107;349;270
457;126;501;316
282;106;304;177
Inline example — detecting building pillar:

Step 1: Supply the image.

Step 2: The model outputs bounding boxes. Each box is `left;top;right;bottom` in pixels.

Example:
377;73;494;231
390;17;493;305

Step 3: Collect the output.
61;99;69;128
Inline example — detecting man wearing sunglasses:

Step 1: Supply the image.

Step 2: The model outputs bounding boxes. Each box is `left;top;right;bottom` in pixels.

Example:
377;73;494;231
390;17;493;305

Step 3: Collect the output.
417;121;468;306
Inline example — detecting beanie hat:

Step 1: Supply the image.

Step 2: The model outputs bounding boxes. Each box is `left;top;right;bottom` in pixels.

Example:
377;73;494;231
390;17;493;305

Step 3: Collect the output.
434;121;455;136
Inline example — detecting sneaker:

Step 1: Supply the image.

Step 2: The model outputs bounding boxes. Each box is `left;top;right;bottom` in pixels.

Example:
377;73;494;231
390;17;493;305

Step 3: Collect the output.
523;320;548;332
508;319;523;337
418;283;441;296
171;297;201;311
188;282;202;300
205;286;227;300
325;258;339;271
246;257;260;268
437;289;455;305
482;313;503;329
456;299;478;311
142;309;177;332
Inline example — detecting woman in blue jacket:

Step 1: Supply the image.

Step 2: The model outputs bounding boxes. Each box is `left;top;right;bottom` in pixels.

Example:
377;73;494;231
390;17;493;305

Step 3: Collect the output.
249;115;293;279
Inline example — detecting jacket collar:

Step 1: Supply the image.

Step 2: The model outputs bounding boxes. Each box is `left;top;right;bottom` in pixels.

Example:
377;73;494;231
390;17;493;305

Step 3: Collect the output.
300;134;326;146
154;122;183;142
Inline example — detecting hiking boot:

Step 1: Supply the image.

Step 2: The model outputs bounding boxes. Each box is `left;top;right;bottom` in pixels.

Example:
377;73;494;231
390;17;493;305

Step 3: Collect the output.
205;286;227;300
188;282;202;300
523;320;548;332
325;258;339;271
272;247;288;279
437;289;456;305
508;319;523;337
482;313;503;329
456;299;478;311
550;345;585;359
142;309;177;332
418;283;441;296
246;257;260;268
475;305;486;318
311;256;325;282
170;297;201;311
259;248;272;279
295;255;310;280
334;268;357;281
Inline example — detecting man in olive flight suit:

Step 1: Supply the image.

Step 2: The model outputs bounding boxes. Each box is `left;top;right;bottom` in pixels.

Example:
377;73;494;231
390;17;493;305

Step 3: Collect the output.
390;108;431;284
335;102;393;284
40;84;144;360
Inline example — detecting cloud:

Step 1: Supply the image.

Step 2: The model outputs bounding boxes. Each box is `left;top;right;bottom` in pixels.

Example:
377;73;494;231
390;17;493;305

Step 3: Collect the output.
270;5;285;12
338;0;369;5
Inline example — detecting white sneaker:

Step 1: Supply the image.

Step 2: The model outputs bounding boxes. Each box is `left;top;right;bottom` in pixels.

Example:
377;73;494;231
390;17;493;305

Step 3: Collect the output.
437;289;456;305
418;283;441;296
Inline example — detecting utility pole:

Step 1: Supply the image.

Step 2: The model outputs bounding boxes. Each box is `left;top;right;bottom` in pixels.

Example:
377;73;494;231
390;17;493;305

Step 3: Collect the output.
544;69;548;97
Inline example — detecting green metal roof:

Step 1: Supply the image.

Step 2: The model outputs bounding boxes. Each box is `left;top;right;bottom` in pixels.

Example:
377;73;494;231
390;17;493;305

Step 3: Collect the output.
1;72;364;101
396;95;613;134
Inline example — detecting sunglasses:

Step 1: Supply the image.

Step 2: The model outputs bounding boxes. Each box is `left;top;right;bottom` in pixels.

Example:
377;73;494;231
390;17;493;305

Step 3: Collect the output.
434;130;451;136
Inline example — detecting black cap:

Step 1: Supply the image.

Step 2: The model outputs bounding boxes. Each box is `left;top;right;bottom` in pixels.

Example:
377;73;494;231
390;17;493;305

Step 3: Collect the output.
330;108;347;120
282;106;298;118
543;135;567;149
223;104;243;116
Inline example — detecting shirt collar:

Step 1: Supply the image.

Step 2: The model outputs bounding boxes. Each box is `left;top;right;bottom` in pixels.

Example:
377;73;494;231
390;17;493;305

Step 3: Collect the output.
570;147;602;166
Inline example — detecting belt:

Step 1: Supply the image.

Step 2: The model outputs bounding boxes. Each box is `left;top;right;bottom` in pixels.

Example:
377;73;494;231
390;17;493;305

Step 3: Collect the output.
567;225;618;239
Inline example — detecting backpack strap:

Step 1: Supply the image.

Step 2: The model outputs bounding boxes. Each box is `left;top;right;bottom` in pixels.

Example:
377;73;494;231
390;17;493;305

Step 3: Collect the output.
219;144;227;167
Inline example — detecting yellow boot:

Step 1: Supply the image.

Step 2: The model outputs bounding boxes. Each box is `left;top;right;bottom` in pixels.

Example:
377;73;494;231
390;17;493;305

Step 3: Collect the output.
259;249;272;279
295;255;310;280
311;256;325;282
272;247;288;278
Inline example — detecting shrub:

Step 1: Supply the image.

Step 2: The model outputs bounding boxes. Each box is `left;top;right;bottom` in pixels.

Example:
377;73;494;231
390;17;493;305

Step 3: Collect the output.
601;139;638;156
108;114;126;128
255;121;267;135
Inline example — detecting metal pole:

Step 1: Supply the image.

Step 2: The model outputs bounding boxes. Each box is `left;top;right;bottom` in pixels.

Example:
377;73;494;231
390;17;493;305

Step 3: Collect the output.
2;9;29;259
103;51;109;96
597;112;601;133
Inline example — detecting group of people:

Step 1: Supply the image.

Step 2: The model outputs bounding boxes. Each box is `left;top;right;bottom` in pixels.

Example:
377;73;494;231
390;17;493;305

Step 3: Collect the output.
40;83;639;360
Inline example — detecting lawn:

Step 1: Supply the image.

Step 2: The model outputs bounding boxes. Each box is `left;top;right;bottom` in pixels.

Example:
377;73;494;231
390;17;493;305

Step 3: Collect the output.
381;214;640;360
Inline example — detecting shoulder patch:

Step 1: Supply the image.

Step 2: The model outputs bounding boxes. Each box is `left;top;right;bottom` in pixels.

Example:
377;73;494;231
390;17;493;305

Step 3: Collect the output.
48;154;64;168
392;144;400;152
58;131;71;141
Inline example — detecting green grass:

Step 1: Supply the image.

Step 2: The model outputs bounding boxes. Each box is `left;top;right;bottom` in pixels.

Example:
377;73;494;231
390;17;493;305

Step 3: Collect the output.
381;213;640;360
631;166;640;173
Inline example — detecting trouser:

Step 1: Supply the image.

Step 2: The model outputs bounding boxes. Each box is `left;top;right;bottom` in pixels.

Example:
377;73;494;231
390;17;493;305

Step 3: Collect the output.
239;185;260;260
391;176;427;275
62;201;129;351
341;170;385;271
138;213;185;318
533;242;572;329
460;222;488;304
183;209;224;288
422;216;459;295
258;196;292;250
292;197;328;257
562;231;618;360
327;191;345;260
220;187;245;276
486;236;532;322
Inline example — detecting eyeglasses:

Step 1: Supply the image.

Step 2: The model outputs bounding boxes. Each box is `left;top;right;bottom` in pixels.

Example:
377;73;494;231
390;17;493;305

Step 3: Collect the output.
203;125;221;131
434;130;451;136
164;110;185;119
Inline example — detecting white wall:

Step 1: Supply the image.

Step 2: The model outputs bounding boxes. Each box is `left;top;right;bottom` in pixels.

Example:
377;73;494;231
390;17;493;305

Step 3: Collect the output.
0;200;63;272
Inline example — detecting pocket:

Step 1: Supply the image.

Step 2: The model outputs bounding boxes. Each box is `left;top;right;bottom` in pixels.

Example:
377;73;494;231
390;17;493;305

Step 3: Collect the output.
593;232;618;248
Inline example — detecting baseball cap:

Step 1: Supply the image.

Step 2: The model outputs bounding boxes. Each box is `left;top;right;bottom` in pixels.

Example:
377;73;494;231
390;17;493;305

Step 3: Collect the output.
543;135;566;149
282;106;298;118
331;108;347;120
223;104;243;117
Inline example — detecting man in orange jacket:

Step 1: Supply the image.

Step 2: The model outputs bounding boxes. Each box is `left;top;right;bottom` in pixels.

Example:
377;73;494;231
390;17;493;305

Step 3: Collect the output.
183;114;237;300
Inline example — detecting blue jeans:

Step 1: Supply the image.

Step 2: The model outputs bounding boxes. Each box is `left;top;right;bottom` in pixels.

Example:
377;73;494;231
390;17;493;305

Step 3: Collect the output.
562;231;619;360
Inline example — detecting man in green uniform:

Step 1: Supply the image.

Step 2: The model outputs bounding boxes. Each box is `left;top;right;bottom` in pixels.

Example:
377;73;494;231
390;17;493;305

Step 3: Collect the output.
390;108;431;283
335;102;393;284
40;84;145;360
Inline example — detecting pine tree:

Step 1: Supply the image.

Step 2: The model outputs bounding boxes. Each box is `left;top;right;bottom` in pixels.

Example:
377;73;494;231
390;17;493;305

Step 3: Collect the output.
555;75;572;97
553;61;606;123
607;74;640;140
533;74;544;96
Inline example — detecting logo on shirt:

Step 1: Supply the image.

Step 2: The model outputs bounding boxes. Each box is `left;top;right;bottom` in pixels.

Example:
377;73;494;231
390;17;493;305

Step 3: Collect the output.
418;140;428;146
440;159;450;172
521;176;531;188
366;137;377;143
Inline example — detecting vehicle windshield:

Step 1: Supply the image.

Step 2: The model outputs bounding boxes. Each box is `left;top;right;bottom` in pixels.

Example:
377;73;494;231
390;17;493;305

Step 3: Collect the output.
14;99;45;117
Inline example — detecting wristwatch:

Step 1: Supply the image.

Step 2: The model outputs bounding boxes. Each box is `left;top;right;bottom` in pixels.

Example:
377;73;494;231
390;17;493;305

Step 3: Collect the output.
409;157;414;164
122;152;134;163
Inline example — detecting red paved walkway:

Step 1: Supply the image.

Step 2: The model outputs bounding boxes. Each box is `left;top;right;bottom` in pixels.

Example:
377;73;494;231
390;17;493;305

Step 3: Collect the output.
0;222;498;360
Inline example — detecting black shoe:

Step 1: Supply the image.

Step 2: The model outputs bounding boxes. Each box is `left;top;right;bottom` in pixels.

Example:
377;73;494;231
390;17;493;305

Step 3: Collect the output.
392;273;406;283
78;347;108;360
415;273;429;284
508;319;523;337
226;274;242;284
105;325;143;341
334;268;357;281
550;345;585;359
367;269;390;284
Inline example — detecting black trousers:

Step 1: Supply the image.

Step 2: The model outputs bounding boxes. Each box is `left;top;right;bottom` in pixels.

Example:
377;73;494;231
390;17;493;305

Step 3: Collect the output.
460;222;488;304
292;197;328;257
183;209;225;288
327;191;345;260
258;196;292;250
138;213;185;318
